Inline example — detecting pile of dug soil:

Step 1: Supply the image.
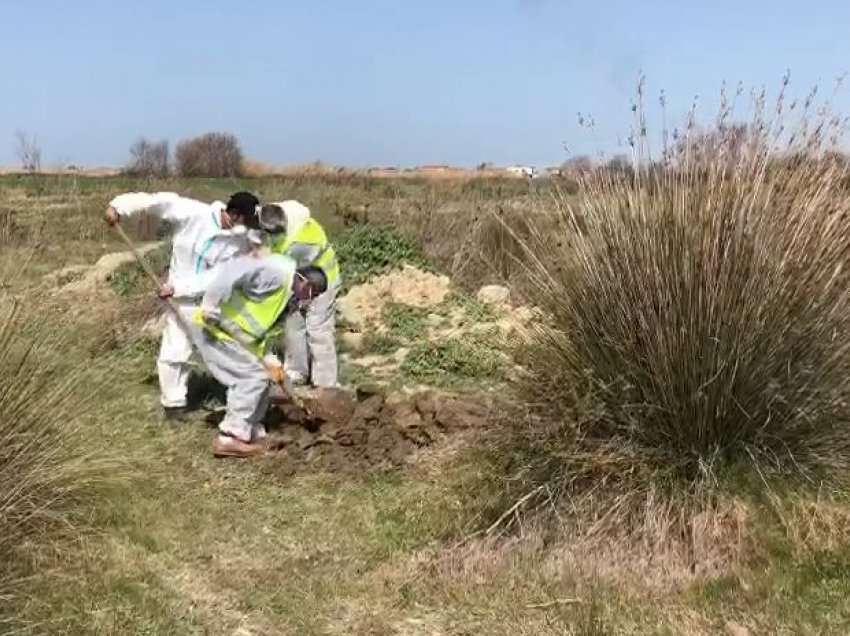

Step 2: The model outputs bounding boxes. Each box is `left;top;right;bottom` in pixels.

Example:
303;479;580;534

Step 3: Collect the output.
337;265;451;326
49;242;164;295
262;388;489;475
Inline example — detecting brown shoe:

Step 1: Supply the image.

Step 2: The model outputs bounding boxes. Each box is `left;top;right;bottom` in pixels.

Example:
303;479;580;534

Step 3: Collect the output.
212;434;268;458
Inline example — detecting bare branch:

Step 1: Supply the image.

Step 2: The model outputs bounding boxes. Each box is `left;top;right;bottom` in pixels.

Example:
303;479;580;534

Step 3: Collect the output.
126;138;170;177
14;130;41;173
175;132;244;178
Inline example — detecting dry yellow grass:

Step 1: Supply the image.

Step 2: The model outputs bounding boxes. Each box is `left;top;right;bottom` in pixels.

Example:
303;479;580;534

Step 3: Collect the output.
0;292;141;632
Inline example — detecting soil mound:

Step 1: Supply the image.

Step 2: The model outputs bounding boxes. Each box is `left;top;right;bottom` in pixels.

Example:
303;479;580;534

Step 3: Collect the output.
49;242;164;294
262;388;489;475
337;266;451;326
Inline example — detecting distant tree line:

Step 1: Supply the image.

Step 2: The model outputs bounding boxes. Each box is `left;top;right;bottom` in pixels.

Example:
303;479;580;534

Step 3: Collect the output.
127;139;169;177
124;131;244;178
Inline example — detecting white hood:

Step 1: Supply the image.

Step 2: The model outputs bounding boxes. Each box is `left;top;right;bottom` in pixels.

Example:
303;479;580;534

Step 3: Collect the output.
275;200;311;238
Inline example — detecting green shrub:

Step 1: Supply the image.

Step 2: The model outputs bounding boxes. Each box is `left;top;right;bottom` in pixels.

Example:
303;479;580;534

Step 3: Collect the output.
440;291;496;323
401;333;504;386
110;244;170;297
336;225;430;287
502;81;850;532
362;332;403;355
382;302;429;340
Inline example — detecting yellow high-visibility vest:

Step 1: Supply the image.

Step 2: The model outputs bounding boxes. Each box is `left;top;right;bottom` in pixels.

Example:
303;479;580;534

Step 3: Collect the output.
272;218;340;288
194;255;293;357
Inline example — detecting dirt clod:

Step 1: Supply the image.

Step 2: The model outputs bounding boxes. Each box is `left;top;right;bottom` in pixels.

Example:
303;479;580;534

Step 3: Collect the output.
309;388;356;423
356;383;384;401
351;394;385;424
476;284;510;306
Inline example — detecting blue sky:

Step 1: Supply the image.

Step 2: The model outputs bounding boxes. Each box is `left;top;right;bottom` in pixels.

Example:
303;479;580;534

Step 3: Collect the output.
3;0;849;169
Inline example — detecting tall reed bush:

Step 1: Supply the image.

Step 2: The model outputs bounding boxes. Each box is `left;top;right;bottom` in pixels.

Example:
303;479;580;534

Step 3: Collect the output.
507;78;850;528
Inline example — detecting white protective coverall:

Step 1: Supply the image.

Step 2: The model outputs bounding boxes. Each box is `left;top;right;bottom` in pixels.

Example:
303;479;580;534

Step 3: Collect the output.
269;200;340;388
189;253;297;442
108;192;250;408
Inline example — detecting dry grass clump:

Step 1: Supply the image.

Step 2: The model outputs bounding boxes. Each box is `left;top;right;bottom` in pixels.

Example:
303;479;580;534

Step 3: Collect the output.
393;197;543;293
0;286;133;627
770;492;850;558
497;78;850;550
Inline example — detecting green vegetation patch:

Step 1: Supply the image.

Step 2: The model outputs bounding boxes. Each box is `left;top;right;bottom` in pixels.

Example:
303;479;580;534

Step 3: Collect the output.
400;331;505;386
336;224;430;287
382;302;430;340
361;332;404;355
437;290;497;323
109;244;171;297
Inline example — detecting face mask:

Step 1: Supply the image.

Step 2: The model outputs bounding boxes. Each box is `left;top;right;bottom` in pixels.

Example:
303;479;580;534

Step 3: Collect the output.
294;274;315;309
246;229;265;246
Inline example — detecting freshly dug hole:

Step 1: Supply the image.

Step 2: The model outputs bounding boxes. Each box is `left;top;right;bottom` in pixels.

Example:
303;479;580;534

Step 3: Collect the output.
255;389;490;476
500;82;850;537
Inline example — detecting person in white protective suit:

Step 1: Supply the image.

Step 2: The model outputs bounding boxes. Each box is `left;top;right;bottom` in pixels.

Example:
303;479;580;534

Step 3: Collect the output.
104;191;262;420
189;243;328;458
258;201;341;389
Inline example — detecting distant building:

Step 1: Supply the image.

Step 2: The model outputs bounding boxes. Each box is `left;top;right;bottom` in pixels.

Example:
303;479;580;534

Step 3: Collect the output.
506;165;536;178
367;166;401;178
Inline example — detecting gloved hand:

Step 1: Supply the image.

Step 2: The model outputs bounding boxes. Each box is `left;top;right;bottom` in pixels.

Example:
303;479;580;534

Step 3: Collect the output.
200;305;221;325
105;206;120;226
263;353;285;384
158;283;174;299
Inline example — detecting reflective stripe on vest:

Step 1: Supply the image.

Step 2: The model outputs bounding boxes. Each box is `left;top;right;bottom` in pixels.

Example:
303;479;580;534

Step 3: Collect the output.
313;243;340;288
219;291;269;338
196;255;294;353
273;218;341;287
193;309;277;358
218;285;291;344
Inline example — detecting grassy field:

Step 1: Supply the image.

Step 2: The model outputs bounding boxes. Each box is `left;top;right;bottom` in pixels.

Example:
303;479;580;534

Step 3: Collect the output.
3;171;850;635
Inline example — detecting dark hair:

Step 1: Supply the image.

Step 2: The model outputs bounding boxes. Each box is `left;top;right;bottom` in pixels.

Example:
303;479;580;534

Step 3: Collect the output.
225;191;260;228
296;266;328;296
